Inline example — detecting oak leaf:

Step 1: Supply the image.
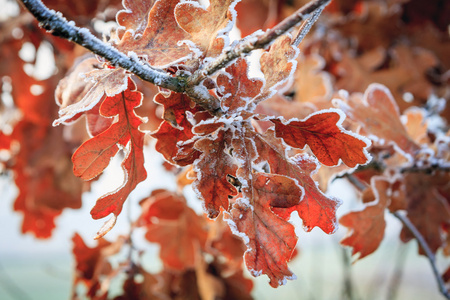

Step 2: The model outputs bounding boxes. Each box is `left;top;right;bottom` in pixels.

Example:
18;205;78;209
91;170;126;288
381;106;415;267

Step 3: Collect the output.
72;79;147;233
139;190;208;271
116;0;192;68
400;171;450;255
175;0;238;59
72;233;123;298
270;109;370;167
335;83;420;158
224;172;299;288
256;35;299;102
54;67;129;125
253;130;341;234
217;58;263;113
340;177;391;259
152;92;201;166
193;130;238;219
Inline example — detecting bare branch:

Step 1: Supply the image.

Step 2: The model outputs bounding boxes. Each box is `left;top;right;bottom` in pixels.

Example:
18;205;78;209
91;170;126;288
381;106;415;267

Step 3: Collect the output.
392;211;450;300
187;0;331;87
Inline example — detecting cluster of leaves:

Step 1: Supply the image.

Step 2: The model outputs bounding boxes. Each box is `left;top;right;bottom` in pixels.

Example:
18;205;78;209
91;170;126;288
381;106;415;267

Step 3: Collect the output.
0;0;449;299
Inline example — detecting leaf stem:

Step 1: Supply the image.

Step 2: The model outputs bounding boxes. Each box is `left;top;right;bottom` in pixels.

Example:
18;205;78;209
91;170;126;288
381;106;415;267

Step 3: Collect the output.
392;211;450;300
187;0;331;87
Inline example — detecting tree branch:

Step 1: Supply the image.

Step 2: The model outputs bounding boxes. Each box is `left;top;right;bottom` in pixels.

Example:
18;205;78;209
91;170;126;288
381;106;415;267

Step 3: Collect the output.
18;0;224;112
392;211;450;300
187;0;331;87
19;0;182;90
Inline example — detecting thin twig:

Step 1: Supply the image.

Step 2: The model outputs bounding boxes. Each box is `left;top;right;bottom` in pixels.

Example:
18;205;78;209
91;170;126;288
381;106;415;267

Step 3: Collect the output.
392;211;450;300
341;248;356;300
292;7;324;47
386;243;408;300
187;0;331;87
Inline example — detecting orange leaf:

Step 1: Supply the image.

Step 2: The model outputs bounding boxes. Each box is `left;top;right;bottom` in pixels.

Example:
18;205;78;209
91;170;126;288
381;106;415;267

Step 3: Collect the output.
256;35;299;102
253;130;340;234
340;177;390;260
175;0;237;59
139;190;208;271
72;79;147;225
400;171;450;255
116;0;192;68
335;83;420;158
270;109;370;167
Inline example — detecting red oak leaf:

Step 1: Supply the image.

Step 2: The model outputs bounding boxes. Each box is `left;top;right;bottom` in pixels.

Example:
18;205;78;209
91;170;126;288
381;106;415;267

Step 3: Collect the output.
340;177;391;259
71;79;147;235
193;130;238;219
224;172;300;288
270;109;370;167
217;58;263;113
175;0;237;59
218;127;302;287
256;35;299;102
335;83;420;158
253;130;340;234
116;0;192;68
139;190;208;271
152;92;201;166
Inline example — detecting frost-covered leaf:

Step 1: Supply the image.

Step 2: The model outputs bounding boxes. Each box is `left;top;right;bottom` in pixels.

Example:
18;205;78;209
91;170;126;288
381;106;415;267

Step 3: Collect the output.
256;35;299;102
224;172;300;288
193;130;238;219
152;92;201;166
175;0;238;59
72;80;147;230
253;130;341;234
54;67;129;125
217;58;263;113
116;0;156;38
270;109;370;167
335;84;420;158
116;0;192;68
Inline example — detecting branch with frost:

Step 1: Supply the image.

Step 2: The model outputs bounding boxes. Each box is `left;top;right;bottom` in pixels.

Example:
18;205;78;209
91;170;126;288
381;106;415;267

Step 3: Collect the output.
187;0;331;87
19;0;182;90
392;212;450;300
19;0;223;112
19;0;328;113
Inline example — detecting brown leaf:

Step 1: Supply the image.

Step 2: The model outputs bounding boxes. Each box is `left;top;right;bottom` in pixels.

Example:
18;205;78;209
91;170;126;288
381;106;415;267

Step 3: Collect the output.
335;84;420;158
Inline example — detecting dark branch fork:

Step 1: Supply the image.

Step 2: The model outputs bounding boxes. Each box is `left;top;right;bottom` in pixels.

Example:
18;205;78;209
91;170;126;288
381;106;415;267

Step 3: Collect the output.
19;0;329;112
